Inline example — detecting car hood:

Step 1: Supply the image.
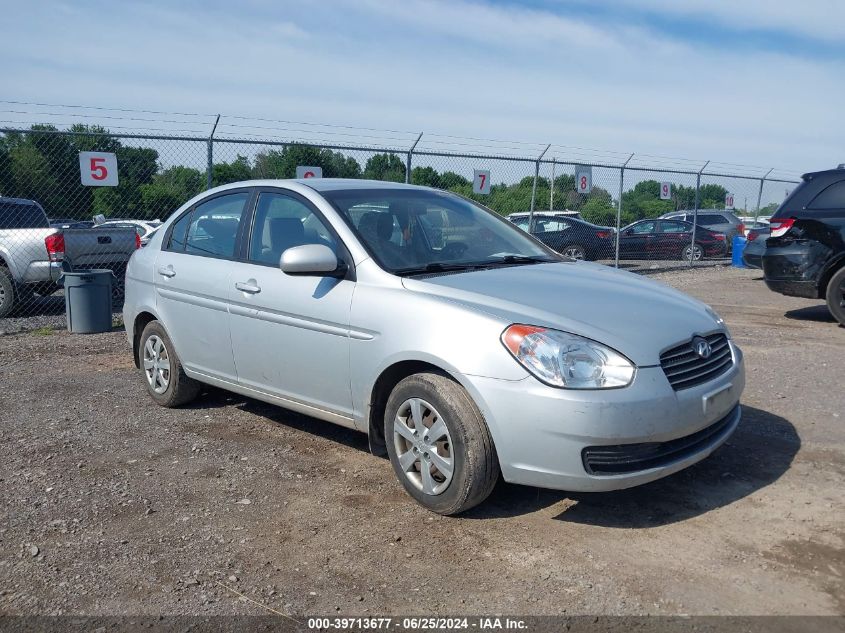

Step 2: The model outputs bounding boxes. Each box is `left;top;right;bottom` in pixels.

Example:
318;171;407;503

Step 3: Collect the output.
401;261;723;366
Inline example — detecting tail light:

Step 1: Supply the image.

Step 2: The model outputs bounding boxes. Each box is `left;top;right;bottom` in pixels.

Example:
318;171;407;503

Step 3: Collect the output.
44;233;65;262
714;233;726;241
135;233;142;249
769;218;796;238
747;230;760;242
596;230;611;239
737;222;745;235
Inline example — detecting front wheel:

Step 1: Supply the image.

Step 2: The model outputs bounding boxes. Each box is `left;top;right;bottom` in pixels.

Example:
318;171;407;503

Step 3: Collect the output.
826;267;845;326
681;244;704;261
0;269;14;318
561;244;587;260
385;372;499;515
138;320;200;407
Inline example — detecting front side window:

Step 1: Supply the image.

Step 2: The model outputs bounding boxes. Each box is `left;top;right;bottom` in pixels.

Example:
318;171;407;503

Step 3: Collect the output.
323;189;557;274
249;192;336;265
184;192;248;258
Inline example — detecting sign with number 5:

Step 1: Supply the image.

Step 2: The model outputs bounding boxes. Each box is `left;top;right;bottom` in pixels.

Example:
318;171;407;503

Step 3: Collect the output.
473;169;491;194
660;182;672;200
79;152;119;187
575;167;592;194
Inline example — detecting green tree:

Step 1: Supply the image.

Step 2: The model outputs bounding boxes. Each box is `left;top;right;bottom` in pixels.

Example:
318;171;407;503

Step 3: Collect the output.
212;155;252;187
410;166;441;188
252;145;362;179
363;153;406;182
139;166;205;219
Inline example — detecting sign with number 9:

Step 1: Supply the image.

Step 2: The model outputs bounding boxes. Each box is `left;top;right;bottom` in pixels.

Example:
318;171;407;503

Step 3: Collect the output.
660;182;672;200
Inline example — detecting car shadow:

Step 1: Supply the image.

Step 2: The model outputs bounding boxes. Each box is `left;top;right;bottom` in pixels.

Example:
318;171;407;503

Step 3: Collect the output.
784;304;837;324
464;405;799;526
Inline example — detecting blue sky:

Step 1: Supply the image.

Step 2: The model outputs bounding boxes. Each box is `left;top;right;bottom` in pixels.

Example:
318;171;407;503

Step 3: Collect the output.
1;0;843;178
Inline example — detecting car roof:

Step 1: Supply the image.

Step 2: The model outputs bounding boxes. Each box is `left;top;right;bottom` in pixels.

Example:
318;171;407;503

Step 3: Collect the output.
301;178;433;192
0;196;40;205
802;167;845;180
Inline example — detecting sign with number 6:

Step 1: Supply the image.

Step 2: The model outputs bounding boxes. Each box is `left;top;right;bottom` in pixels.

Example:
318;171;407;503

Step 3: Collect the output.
725;193;735;210
79;152;119;187
660;182;672;200
575;168;592;194
473;169;491;195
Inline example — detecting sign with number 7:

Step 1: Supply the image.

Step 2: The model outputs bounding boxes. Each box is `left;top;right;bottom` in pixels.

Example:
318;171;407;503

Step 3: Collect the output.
473;169;491;195
79;152;119;187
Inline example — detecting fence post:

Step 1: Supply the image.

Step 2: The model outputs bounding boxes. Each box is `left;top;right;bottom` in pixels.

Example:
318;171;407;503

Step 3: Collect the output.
405;132;423;184
206;114;220;190
614;153;635;269
528;144;550;232
689;160;710;266
755;168;773;223
549;159;556;210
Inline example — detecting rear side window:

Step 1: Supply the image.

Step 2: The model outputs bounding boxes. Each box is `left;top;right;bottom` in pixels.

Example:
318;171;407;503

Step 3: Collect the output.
659;221;688;233
0;202;48;229
808;181;845;210
696;215;723;227
182;193;248;258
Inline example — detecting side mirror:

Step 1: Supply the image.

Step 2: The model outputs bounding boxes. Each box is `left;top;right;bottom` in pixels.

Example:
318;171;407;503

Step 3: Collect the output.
623;229;633;236
280;244;347;278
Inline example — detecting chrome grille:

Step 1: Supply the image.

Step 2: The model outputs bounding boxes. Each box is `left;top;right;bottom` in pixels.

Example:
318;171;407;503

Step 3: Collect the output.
660;333;732;390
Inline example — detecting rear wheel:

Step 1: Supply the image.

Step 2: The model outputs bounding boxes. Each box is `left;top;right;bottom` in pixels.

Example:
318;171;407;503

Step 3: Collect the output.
385;372;499;515
0;268;14;318
826;267;845;326
681;244;704;261
138;321;200;407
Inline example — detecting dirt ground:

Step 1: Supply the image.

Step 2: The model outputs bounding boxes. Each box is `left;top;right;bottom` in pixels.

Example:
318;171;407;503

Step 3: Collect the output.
0;266;842;617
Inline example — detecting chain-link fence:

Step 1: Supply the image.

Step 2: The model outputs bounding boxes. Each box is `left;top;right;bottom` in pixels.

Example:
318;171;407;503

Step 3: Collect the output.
0;121;800;323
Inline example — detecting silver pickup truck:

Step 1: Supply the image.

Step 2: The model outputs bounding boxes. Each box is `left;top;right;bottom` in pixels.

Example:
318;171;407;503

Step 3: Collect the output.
0;197;138;317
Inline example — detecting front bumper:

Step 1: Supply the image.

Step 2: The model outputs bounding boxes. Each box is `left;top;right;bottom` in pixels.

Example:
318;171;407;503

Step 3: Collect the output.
464;342;745;492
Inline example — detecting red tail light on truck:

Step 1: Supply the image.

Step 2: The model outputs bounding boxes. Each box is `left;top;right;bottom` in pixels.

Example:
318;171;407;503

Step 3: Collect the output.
769;218;795;238
44;233;65;262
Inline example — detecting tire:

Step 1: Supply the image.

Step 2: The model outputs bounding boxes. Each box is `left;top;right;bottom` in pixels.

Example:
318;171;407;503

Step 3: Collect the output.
0;268;14;318
681;244;704;261
384;372;499;515
138;320;201;407
561;244;587;260
826;267;845;326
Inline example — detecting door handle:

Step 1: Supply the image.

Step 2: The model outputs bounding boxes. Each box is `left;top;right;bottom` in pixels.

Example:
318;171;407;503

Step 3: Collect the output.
235;281;261;294
158;266;176;278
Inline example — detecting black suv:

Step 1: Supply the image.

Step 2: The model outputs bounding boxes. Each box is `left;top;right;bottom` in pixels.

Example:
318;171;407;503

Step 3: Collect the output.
763;166;845;325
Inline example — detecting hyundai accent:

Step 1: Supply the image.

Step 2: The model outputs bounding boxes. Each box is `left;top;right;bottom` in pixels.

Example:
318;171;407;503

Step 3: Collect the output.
123;179;744;514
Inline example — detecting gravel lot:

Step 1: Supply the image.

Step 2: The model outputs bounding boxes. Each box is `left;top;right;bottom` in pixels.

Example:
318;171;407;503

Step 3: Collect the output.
0;266;842;617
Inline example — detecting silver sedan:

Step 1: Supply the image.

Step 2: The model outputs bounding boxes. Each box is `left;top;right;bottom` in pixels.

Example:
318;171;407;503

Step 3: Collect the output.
123;179;744;515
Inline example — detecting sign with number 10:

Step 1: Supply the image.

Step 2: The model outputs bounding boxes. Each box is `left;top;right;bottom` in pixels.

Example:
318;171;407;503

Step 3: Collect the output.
473;169;491;194
660;182;672;200
79;152;119;187
725;193;735;210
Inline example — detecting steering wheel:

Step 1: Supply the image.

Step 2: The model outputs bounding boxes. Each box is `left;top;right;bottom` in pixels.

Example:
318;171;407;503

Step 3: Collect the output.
441;242;469;259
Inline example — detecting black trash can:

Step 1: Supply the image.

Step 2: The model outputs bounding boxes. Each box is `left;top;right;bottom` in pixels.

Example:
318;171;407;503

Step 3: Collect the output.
60;270;115;334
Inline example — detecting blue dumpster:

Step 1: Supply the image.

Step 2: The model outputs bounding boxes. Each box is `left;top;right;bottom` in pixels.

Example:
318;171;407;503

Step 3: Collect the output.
732;235;747;268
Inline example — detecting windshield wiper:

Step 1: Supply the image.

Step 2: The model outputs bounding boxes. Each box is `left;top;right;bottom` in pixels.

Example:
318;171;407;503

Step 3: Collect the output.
485;254;556;266
395;262;500;276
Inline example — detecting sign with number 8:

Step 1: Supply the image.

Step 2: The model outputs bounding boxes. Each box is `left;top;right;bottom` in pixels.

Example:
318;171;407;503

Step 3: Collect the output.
575;168;592;194
79;152;119;187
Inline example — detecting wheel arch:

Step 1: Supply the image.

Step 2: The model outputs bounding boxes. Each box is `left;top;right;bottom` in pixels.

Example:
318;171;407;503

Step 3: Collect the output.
132;310;159;368
817;254;845;299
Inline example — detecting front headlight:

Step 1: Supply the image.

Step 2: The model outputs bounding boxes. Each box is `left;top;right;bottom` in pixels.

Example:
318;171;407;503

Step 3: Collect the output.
501;325;635;389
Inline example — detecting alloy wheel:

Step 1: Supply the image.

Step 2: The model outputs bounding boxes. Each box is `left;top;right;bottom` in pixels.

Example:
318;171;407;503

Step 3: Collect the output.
684;245;703;261
143;334;171;394
392;397;454;495
563;245;586;260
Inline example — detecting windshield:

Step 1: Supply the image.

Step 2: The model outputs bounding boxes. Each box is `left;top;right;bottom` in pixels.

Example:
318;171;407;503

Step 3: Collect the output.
322;188;559;274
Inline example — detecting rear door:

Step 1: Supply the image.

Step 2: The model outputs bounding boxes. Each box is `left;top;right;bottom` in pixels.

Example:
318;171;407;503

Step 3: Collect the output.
154;189;251;383
655;220;690;258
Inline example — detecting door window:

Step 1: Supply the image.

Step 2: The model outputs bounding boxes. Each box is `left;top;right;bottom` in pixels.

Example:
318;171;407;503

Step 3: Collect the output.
628;222;655;234
659;221;688;233
249;192;337;265
696;215;722;226
183;193;249;258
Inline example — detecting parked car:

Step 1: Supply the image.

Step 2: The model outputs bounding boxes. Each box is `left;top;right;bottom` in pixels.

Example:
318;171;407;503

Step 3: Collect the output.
124;179;744;515
618;218;727;261
742;227;770;269
509;213;615;260
97;219;162;242
508;210;582;222
763;166;845;325
0;197;140;317
660;210;744;252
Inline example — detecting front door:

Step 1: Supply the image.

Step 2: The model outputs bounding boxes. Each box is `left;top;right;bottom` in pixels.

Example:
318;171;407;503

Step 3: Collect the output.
227;190;355;420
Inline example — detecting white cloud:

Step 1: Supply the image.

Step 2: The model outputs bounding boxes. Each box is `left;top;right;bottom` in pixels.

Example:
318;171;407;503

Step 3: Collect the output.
0;0;842;181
